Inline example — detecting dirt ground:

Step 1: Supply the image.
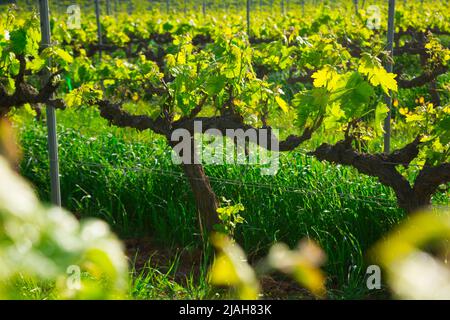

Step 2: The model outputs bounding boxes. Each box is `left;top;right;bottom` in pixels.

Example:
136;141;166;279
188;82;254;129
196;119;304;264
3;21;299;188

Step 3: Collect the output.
123;237;315;299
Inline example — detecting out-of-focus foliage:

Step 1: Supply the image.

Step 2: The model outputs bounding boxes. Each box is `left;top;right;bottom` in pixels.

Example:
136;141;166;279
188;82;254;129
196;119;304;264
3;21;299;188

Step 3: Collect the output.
371;207;450;299
267;240;327;297
0;121;128;299
209;233;260;300
208;233;326;299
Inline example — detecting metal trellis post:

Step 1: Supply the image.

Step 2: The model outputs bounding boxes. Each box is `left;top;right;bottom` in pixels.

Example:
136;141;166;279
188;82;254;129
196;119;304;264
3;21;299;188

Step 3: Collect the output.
38;0;61;206
95;0;103;62
106;0;111;15
384;0;396;153
247;0;251;36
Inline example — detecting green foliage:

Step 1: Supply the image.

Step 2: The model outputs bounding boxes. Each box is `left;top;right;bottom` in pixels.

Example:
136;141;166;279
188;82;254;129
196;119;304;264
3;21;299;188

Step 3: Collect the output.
7;16;40;56
215;199;245;237
65;83;103;108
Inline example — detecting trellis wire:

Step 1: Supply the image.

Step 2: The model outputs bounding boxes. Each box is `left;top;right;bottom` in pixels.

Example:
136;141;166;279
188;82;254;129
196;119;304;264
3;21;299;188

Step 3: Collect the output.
25;154;403;208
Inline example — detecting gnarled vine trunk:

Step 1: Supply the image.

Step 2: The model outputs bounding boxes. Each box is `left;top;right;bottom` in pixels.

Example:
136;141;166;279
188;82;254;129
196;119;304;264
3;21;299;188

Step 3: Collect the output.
168;134;220;235
98;100;222;234
182;163;220;235
393;188;433;214
311;137;450;215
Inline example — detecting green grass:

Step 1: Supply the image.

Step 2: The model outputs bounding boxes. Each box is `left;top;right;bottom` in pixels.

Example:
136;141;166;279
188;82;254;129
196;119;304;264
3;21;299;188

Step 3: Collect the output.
15;108;448;299
130;255;217;300
2;259;214;300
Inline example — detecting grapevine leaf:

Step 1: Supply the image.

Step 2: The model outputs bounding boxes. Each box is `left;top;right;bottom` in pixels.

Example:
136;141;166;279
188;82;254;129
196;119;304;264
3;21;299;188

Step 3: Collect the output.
374;102;389;136
275;96;290;113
